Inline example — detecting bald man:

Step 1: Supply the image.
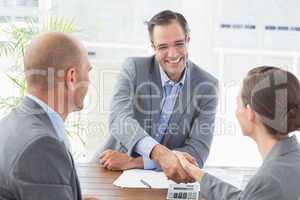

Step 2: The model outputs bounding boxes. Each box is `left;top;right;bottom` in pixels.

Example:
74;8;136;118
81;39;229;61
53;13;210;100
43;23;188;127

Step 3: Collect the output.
0;32;96;200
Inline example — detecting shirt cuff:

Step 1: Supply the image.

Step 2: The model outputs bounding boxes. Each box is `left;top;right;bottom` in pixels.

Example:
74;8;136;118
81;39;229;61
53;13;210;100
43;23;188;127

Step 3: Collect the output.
134;136;159;170
134;136;158;158
143;156;160;170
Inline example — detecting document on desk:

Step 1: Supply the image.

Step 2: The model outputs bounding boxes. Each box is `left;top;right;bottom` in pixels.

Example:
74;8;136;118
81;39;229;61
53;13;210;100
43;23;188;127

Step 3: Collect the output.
113;169;174;189
113;168;248;189
113;169;199;189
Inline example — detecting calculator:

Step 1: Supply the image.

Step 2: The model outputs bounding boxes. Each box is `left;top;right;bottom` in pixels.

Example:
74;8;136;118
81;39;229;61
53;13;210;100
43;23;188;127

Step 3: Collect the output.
166;183;200;200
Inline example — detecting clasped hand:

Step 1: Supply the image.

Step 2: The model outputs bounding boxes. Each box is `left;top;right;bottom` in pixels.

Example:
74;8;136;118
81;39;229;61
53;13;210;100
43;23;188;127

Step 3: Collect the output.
99;145;203;183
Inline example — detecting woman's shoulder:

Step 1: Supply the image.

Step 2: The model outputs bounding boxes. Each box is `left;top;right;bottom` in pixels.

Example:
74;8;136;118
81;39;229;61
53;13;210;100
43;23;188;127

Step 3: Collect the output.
244;157;300;200
242;173;284;200
260;150;300;179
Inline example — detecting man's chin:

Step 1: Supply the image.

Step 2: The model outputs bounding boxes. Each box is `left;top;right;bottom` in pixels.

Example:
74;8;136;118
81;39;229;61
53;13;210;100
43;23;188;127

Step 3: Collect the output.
166;60;186;69
165;65;185;75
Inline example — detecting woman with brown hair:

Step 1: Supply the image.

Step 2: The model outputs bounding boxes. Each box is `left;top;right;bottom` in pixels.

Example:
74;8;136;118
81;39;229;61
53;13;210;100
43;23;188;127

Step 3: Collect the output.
175;66;300;200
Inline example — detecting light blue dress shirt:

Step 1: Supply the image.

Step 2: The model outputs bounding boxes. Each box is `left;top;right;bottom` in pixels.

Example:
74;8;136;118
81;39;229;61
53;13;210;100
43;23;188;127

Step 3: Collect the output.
134;65;186;169
27;94;69;149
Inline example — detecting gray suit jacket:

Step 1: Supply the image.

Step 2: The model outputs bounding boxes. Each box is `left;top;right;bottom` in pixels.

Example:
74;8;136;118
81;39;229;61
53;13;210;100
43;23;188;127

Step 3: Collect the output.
101;56;219;167
200;135;300;200
0;97;82;200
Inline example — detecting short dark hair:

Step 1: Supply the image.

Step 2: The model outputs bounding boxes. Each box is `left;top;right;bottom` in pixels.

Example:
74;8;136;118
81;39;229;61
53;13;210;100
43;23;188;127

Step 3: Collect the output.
241;66;300;138
146;10;190;39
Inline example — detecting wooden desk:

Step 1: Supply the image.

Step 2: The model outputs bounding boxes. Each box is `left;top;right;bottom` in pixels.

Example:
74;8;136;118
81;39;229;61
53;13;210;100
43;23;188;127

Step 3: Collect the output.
77;163;167;200
77;163;256;200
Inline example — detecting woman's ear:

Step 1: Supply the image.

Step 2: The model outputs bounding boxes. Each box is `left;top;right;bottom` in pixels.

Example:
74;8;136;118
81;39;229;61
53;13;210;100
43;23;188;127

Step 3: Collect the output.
65;67;76;90
246;104;256;122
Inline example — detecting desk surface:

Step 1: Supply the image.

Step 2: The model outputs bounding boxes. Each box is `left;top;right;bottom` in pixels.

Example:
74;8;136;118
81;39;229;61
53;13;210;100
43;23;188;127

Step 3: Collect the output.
77;163;168;200
77;163;256;200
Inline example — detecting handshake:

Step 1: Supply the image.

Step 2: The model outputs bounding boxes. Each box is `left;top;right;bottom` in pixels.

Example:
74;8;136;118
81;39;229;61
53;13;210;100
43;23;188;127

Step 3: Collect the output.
150;144;204;183
100;144;204;184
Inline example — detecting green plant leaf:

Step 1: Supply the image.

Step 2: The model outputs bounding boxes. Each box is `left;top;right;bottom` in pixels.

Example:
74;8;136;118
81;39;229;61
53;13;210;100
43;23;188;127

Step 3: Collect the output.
41;16;80;33
0;41;15;57
6;73;25;90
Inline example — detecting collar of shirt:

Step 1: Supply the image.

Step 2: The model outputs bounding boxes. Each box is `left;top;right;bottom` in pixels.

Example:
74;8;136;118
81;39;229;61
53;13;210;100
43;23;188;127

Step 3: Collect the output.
26;94;66;145
159;64;187;88
264;135;300;164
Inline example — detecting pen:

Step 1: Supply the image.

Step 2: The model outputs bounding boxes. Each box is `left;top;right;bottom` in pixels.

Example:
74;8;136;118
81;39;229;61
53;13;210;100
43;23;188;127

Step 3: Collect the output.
140;179;152;189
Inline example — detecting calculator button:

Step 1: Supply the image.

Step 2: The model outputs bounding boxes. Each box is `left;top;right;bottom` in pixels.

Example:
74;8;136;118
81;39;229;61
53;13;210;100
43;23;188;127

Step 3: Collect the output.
192;192;197;198
178;192;183;198
174;193;178;198
182;192;187;199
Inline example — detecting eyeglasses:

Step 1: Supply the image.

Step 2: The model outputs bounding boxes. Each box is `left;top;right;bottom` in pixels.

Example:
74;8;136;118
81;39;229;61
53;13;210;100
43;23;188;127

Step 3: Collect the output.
152;38;188;54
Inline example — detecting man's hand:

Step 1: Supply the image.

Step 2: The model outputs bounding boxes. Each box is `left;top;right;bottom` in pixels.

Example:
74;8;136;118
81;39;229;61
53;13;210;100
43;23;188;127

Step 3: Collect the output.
173;151;205;182
174;151;199;167
100;149;143;171
150;144;195;183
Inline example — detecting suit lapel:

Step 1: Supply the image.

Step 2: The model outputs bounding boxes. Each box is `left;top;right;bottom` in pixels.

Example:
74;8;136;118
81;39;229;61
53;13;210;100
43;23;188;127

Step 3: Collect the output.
68;151;82;200
149;58;163;137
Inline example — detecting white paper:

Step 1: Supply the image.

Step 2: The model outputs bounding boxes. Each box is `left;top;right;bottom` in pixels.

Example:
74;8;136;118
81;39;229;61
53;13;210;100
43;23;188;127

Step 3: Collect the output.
113;169;174;189
113;169;200;189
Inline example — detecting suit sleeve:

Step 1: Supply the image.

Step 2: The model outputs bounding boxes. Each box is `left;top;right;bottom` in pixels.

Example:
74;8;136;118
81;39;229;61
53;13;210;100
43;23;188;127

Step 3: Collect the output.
240;174;285;200
200;173;285;200
174;79;219;167
9;136;75;200
108;57;151;156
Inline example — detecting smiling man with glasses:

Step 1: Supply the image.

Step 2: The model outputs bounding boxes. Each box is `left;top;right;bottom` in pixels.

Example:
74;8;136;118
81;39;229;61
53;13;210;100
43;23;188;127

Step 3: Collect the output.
98;10;219;183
